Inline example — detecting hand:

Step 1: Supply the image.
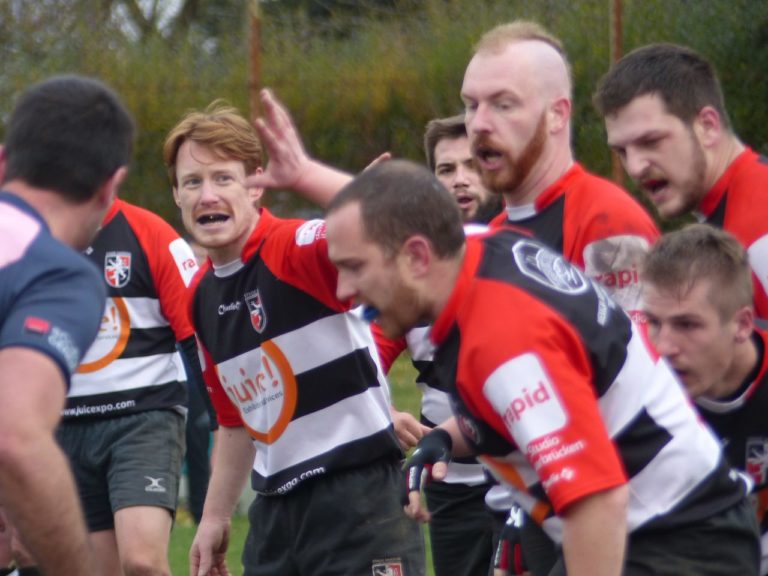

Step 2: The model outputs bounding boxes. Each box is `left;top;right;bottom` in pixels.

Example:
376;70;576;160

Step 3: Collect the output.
248;88;311;190
402;428;452;522
189;517;231;576
363;151;392;171
390;407;431;450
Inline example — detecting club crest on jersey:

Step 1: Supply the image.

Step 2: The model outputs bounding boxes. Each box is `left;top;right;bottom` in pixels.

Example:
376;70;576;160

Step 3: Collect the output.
104;252;132;288
512;240;589;295
245;289;267;333
371;558;403;576
746;437;768;486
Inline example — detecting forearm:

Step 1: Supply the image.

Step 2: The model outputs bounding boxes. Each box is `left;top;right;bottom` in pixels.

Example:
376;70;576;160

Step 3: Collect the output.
437;416;474;457
293;159;353;208
561;485;628;576
202;425;256;520
0;435;92;575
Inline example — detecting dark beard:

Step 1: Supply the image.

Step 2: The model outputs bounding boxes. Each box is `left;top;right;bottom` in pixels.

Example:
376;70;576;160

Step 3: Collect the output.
469;195;505;224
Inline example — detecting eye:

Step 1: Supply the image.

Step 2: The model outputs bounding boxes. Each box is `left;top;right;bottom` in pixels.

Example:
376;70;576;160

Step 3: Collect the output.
215;173;235;184
181;176;202;189
436;166;455;177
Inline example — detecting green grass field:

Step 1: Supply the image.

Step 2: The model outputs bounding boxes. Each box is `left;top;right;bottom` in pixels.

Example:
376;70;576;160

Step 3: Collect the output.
169;355;435;575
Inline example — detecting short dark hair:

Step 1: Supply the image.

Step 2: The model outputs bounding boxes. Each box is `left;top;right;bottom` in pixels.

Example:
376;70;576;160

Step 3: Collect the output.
593;43;731;130
642;224;752;319
3;75;135;203
424;114;467;172
327;159;465;259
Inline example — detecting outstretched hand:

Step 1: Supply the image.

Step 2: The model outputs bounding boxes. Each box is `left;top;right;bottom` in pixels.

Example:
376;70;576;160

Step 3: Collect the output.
246;88;311;191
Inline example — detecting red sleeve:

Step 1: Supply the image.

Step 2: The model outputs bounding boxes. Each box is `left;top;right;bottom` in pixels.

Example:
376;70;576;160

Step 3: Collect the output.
371;323;407;374
123;203;198;340
458;280;627;514
256;219;346;312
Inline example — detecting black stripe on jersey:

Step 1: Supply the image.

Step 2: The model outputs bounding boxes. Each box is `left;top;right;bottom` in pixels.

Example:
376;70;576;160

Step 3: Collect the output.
412;359;444;390
293;348;381;419
478;231;632;396
612;409;672;478
121;326;178;358
63;381;187;419
638;456;745;531
252;428;402;495
507;194;565;253
193;260;340;362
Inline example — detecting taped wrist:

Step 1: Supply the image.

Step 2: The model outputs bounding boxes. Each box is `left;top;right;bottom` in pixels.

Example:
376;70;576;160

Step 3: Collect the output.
404;428;453;494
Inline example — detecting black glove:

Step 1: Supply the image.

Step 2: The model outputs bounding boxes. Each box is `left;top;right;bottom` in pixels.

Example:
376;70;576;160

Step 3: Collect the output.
401;428;452;505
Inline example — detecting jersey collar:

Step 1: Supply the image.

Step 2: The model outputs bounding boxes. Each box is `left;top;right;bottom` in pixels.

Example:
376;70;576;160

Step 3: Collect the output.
696;148;757;218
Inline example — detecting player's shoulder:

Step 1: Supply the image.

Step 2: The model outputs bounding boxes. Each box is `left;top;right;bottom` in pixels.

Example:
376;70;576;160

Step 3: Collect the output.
117;198;181;237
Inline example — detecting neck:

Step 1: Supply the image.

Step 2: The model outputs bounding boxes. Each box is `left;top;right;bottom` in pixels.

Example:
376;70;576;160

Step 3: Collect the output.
704;135;745;192
426;245;466;321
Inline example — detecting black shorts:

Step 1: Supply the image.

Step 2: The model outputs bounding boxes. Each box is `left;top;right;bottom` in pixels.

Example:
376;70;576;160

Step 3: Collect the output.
424;480;495;576
547;496;760;576
58;410;185;532
242;459;425;576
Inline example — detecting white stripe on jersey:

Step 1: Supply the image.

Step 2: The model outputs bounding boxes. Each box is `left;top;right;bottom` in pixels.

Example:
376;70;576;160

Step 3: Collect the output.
252;383;392;476
122;297;172;330
270;311;378;375
69;352;181;397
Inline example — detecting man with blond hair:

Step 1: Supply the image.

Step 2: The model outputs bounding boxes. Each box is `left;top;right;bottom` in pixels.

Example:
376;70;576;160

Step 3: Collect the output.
463;21;658;320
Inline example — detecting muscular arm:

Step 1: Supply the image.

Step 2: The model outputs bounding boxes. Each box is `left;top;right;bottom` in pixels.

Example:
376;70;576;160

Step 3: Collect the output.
0;348;93;575
190;425;255;576
561;484;628;576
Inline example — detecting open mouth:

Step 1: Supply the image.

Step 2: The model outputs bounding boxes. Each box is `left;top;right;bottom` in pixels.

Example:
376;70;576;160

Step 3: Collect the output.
641;179;668;197
197;213;230;226
455;194;474;207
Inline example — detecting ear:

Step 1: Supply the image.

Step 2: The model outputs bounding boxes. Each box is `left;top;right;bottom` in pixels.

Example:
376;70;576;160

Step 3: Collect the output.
547;97;571;134
172;186;182;208
399;235;432;279
98;166;128;209
732;305;754;343
692;106;723;148
248;167;266;206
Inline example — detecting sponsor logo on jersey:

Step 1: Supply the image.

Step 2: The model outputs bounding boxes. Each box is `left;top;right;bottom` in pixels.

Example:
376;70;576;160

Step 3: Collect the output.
746;437;768;486
512;240;589;295
218;301;242;315
169;237;199;287
295;219;326;246
217;341;298;444
484;353;567;450
144;476;167;493
371;559;403;576
77;297;131;373
245;289;267;333
104;251;132;288
48;326;81;372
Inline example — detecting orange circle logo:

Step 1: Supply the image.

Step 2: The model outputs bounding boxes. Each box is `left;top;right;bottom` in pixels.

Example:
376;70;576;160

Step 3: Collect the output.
76;297;130;373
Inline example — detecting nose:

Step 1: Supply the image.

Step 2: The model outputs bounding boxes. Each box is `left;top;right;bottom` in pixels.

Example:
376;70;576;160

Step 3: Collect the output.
335;270;357;302
466;103;492;136
623;147;649;180
453;165;470;188
199;179;219;204
650;325;679;359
